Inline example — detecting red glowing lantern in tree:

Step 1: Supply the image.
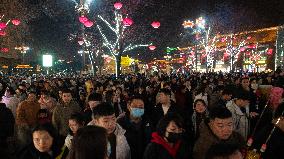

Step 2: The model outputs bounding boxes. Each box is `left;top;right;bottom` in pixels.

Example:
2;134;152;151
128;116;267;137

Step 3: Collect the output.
123;18;133;27
79;16;89;24
0;23;7;30
267;49;273;55
114;2;123;10
240;47;246;52
149;45;156;50
84;21;94;27
151;21;160;28
11;19;21;26
78;40;84;45
1;48;9;53
0;30;6;36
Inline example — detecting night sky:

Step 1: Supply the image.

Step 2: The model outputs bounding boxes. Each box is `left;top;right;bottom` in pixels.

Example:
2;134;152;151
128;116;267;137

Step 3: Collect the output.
24;0;284;63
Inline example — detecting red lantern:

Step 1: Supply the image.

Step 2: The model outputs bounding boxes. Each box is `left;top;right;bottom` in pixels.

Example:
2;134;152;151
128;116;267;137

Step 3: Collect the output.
11;19;21;26
240;47;246;52
123;18;133;27
84;21;94;27
0;30;6;36
149;45;156;50
267;49;273;55
0;23;7;30
1;48;9;53
78;40;84;45
114;2;123;10
151;21;160;28
79;16;88;24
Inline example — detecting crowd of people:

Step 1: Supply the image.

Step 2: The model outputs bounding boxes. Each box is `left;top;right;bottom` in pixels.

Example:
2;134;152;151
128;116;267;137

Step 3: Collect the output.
0;69;284;159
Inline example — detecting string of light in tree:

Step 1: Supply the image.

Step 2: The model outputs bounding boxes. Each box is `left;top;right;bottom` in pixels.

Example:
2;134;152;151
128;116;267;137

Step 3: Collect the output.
123;44;150;53
96;24;116;56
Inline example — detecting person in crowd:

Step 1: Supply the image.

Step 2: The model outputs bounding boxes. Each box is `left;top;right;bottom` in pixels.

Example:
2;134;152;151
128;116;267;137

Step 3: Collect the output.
143;113;192;159
226;91;251;139
112;87;127;117
37;109;52;125
0;102;15;150
205;143;243;159
90;102;131;159
78;92;86;110
16;91;41;147
16;84;28;102
192;99;209;139
17;123;61;159
151;88;180;128
83;93;102;123
251;102;284;159
193;107;245;159
64;113;85;150
1;86;20;118
209;87;233;110
194;85;209;106
68;126;108;159
117;96;153;159
52;89;81;138
38;90;57;114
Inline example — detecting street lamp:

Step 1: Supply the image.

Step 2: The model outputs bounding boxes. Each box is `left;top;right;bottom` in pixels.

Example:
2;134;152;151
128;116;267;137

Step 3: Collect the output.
15;46;29;64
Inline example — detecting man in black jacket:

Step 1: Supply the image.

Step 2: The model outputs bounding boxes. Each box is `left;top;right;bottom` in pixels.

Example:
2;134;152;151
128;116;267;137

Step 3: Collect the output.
0;102;15;149
117;96;153;159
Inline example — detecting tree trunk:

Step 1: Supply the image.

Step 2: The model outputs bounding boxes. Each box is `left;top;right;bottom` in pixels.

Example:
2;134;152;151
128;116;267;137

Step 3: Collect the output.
115;55;122;77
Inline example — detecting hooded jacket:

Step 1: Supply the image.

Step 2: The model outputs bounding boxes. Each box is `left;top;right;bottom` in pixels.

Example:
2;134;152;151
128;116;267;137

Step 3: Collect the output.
143;132;192;159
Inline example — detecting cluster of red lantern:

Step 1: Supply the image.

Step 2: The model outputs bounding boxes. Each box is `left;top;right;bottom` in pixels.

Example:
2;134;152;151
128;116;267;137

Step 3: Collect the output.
122;18;133;27
149;45;156;51
78;15;94;28
0;30;6;36
11;19;21;26
267;48;273;55
0;48;9;53
114;2;123;10
78;40;84;45
151;21;160;29
0;22;7;30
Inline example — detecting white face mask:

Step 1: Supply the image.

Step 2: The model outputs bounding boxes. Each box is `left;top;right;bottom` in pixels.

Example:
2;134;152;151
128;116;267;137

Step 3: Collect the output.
251;84;258;90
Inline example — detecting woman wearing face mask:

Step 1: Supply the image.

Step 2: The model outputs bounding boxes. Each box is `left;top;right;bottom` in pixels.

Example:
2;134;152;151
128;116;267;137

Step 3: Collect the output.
143;113;192;159
18;123;61;159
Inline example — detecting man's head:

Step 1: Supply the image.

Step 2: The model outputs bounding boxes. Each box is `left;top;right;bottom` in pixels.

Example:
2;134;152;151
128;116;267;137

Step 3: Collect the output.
205;143;243;159
127;96;145;119
158;88;171;104
209;107;233;140
40;90;50;100
221;88;233;101
92;102;116;134
62;89;72;104
88;93;103;109
235;91;250;108
27;91;37;101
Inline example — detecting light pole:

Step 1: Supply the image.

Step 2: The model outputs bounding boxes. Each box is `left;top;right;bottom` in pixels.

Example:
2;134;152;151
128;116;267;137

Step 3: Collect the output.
15;46;29;64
